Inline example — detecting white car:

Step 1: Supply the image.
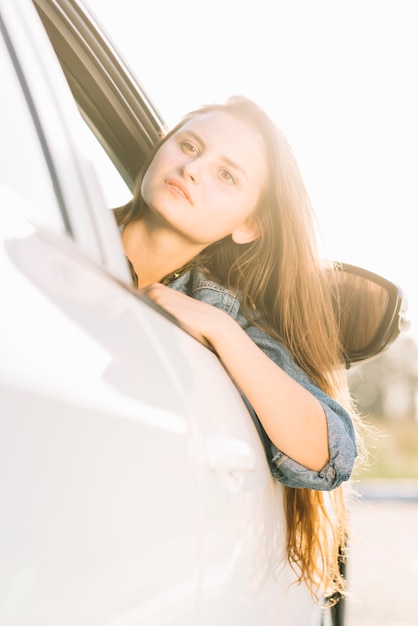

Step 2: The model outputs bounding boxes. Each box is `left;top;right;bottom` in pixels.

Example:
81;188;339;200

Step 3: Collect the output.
0;1;407;624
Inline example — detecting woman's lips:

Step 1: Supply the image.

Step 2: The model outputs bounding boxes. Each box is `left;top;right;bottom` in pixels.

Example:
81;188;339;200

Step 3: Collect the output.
165;178;193;204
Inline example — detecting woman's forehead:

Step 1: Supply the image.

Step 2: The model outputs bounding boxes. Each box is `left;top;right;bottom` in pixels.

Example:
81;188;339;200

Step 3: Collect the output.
179;110;257;137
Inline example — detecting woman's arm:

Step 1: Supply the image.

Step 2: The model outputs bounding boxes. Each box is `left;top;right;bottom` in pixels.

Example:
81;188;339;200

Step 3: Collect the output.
142;283;330;472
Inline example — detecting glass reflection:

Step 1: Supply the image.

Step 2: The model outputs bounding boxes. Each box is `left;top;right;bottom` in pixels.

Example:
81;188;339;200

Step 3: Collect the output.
337;273;388;354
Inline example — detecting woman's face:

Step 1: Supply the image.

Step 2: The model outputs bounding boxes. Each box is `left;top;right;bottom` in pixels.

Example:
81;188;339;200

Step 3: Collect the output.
141;111;268;247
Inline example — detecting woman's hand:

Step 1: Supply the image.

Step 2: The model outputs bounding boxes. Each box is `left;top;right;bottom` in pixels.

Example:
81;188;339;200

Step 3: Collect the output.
141;282;233;349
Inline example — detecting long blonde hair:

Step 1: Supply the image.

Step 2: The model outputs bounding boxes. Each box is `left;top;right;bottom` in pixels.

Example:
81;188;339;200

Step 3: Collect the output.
116;96;366;601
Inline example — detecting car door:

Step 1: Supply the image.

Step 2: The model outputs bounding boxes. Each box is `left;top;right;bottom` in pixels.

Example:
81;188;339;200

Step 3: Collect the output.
0;1;322;624
0;2;201;624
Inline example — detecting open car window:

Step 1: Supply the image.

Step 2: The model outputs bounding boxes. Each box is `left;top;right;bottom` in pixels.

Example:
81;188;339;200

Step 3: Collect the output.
31;0;409;368
79;118;132;207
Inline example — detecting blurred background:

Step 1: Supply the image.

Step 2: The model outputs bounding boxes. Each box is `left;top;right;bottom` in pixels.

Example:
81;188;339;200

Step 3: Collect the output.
84;2;418;623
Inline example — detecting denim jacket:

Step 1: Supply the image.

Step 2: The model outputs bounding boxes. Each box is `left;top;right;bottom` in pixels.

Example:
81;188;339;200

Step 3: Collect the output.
168;267;358;491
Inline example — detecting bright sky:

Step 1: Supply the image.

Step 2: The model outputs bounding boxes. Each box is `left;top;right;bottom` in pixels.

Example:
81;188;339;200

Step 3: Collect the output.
86;0;418;340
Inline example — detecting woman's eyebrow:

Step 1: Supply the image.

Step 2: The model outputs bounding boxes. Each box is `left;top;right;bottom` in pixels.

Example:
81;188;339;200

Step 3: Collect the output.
222;155;248;181
182;130;204;147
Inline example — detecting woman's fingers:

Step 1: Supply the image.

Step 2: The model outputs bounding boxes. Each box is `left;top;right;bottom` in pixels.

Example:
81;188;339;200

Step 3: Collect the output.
141;283;214;346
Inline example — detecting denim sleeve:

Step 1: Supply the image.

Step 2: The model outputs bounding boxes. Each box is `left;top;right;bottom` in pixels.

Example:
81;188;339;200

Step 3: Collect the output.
169;272;357;491
244;325;358;491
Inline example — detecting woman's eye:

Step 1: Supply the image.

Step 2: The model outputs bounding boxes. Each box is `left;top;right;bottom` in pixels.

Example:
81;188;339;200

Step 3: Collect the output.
181;141;198;155
220;169;235;184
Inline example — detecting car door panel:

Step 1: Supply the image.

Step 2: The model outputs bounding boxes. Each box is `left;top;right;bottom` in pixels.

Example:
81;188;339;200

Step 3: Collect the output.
1;206;320;625
0;210;202;625
0;0;323;623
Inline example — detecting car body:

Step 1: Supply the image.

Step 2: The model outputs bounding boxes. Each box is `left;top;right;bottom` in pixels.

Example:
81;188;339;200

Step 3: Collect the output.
0;1;407;624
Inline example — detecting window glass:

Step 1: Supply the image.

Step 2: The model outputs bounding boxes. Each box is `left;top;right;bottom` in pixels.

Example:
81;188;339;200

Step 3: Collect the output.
79;121;132;208
0;29;65;234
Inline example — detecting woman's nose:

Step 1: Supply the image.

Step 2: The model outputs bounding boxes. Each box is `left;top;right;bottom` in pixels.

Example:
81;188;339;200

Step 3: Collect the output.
181;160;198;183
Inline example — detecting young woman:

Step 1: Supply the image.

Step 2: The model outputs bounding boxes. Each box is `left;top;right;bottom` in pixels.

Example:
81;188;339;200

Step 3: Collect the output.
115;95;365;602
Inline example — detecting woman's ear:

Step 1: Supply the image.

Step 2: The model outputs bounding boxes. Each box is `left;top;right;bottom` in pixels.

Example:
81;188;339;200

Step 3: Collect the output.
231;220;260;244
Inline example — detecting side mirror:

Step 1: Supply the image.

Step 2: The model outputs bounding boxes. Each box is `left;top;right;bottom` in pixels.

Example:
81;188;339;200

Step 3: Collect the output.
333;262;410;368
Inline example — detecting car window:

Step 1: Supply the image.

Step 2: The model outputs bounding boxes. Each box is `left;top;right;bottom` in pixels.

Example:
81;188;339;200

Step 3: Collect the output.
80;119;132;208
0;20;66;235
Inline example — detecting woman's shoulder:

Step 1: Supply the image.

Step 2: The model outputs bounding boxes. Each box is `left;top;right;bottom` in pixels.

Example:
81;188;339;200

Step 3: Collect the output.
169;266;242;318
